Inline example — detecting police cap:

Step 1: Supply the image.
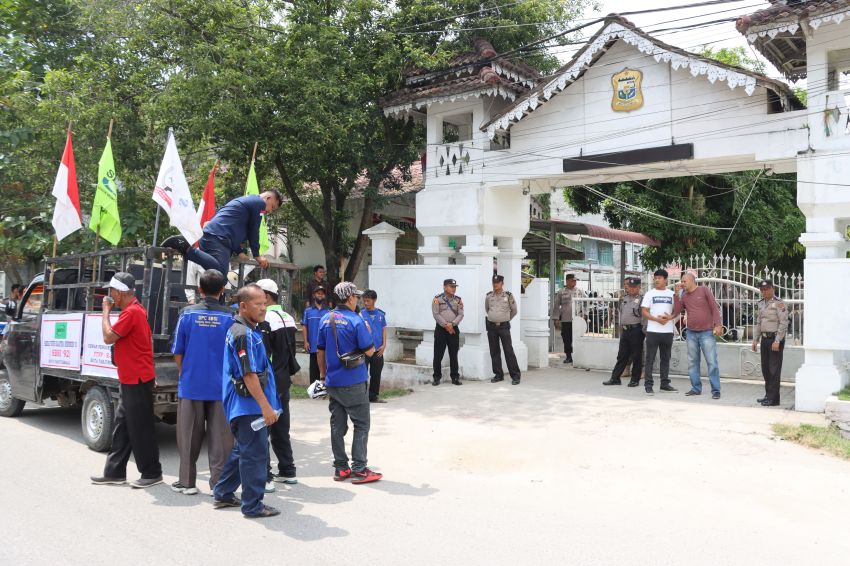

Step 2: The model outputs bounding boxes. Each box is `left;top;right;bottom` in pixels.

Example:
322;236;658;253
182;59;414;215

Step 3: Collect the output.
492;274;504;283
565;274;576;280
759;279;774;288
443;279;458;286
625;277;641;286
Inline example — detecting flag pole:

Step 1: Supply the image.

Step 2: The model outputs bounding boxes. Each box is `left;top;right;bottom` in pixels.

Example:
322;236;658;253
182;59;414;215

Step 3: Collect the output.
251;142;258;164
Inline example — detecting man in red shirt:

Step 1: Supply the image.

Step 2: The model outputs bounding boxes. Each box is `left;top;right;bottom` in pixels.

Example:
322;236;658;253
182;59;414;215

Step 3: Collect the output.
672;272;723;399
90;272;163;488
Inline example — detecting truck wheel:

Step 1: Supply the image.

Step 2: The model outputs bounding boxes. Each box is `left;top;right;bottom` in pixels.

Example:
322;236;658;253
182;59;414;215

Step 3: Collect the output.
81;386;115;452
0;372;25;417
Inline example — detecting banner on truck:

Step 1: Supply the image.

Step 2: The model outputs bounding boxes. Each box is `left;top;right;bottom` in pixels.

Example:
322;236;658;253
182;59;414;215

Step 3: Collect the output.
39;313;84;370
81;313;119;378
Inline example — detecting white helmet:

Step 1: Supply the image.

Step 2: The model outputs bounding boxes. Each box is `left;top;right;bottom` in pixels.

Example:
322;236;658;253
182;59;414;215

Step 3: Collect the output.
307;380;328;399
256;278;279;296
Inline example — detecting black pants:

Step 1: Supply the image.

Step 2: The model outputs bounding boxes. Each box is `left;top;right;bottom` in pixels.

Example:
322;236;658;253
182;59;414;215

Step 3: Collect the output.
309;353;320;384
560;322;574;356
103;380;162;479
487;321;520;380
611;325;645;382
366;355;384;401
761;338;785;404
643;332;673;389
185;233;232;275
267;386;295;480
433;325;460;379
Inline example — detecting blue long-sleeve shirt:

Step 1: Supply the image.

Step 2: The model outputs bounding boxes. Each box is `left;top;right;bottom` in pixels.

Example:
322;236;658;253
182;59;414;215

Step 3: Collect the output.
203;195;266;257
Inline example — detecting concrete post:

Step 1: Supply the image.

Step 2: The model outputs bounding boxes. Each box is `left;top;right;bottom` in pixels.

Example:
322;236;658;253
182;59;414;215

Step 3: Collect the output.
497;236;528;371
363;222;405;361
458;234;499;379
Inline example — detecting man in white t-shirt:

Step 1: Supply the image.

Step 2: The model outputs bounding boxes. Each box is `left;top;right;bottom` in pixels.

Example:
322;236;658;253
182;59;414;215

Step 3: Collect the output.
640;269;679;396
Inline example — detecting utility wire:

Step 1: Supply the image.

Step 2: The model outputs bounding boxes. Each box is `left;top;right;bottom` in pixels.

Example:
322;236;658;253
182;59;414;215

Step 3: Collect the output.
720;169;764;254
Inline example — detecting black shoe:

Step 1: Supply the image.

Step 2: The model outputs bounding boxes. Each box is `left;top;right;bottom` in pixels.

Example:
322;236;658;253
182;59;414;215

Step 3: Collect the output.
511;378;520;385
213;496;242;509
564;356;573;364
645;387;654;396
432;378;441;386
685;390;701;396
90;475;127;485
490;376;505;383
451;378;462;386
627;380;640;387
370;398;387;404
760;399;780;406
602;379;622;386
712;391;721;400
660;384;678;392
244;505;280;519
160;235;189;255
756;397;767;404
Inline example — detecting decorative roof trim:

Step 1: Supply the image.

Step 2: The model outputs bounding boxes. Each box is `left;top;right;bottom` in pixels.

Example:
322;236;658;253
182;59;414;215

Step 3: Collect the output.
486;21;760;140
383;85;518;118
740;3;850;42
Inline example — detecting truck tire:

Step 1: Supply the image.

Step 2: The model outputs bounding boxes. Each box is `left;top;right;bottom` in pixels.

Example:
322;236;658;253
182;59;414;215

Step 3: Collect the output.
81;386;115;452
0;372;25;417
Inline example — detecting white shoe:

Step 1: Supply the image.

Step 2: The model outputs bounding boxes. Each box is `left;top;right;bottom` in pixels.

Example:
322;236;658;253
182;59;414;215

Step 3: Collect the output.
171;481;199;495
265;481;276;493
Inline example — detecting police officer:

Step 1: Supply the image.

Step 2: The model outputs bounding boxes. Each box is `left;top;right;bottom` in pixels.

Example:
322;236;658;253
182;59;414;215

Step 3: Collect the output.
603;277;646;387
485;274;521;385
550;274;586;364
432;278;464;386
751;280;788;407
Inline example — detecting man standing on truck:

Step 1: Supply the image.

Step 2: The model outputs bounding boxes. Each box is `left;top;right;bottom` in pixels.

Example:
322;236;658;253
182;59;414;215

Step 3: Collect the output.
171;269;234;495
90;272;163;489
161;190;283;275
213;284;281;518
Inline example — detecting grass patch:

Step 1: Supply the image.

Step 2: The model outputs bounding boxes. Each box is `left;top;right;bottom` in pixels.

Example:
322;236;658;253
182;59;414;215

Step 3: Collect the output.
772;423;850;460
837;387;850;401
290;385;413;400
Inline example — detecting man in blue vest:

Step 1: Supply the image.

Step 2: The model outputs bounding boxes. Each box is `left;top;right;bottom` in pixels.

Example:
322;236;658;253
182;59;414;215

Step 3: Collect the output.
161;190;283;275
171;269;234;495
317;282;382;484
213;284;281;518
360;289;388;403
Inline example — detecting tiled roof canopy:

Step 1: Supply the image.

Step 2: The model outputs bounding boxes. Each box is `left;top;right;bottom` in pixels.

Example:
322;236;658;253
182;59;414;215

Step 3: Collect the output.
380;38;542;118
483;15;805;139
736;0;850;80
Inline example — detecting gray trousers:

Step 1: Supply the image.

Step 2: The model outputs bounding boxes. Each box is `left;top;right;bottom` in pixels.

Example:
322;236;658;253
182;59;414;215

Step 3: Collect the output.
327;381;371;472
177;398;233;489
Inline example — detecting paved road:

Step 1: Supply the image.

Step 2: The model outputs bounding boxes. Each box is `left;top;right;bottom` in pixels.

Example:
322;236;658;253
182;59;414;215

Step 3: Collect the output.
1;368;847;566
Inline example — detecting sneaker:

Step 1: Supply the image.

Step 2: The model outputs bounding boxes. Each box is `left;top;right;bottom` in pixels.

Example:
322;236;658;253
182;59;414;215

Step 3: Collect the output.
171;481;199;495
273;475;298;485
685;390;701;396
213;496;241;509
334;467;352;482
602;379;622;386
90;475;127;485
160;235;190;254
351;468;383;484
244;505;280;519
490;376;505;383
712;391;721;400
265;481;276;493
130;476;163;489
660;384;678;392
645;387;654;396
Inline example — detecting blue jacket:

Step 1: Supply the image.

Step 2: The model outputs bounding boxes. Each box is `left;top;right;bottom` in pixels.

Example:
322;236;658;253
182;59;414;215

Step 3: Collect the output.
203;195;266;257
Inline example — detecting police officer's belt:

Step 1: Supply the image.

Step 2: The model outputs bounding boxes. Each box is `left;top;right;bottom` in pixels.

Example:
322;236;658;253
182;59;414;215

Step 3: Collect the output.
232;371;269;398
762;332;777;339
487;320;509;328
621;323;641;330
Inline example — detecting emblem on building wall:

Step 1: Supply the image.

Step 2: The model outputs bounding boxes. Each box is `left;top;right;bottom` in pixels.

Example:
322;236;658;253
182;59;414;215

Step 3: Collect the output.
611;69;644;112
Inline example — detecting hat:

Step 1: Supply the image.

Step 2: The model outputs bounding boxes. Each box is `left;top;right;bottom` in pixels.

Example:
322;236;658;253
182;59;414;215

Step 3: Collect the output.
625;277;641;286
334;281;363;300
759;279;774;288
307;380;328;399
492;274;504;283
106;272;135;292
256;278;279;296
565;274;576;280
443;279;458;286
313;285;326;294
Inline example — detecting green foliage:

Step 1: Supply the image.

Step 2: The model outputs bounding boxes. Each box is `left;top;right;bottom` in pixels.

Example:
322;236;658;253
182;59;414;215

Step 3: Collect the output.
699;46;765;73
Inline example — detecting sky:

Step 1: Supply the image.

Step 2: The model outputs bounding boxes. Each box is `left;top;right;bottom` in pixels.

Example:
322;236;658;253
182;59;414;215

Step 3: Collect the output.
568;0;786;79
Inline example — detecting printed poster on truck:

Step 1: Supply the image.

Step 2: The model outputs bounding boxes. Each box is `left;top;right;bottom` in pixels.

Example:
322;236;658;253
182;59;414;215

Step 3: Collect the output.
81;313;119;379
39;313;84;370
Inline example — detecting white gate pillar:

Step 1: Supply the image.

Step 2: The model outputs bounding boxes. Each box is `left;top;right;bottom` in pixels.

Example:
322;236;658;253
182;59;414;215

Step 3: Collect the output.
363;222;405;362
497;237;528;371
458;234;499;379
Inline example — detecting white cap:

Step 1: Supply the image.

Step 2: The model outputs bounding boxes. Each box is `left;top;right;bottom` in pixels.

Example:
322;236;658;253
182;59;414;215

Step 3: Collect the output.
256;278;279;296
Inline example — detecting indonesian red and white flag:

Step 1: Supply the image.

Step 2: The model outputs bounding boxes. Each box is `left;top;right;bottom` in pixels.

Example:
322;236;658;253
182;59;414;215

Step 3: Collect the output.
152;130;202;244
51;131;82;241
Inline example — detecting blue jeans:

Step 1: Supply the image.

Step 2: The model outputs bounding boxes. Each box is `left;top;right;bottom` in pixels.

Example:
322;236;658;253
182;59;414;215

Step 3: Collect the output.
185;234;232;275
686;330;721;394
213;415;268;516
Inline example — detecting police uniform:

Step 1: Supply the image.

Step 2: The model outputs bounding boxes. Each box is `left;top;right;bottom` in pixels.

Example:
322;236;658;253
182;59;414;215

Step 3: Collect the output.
753;280;788;406
603;278;646;386
550;274;586;363
485;275;521;384
432;279;464;385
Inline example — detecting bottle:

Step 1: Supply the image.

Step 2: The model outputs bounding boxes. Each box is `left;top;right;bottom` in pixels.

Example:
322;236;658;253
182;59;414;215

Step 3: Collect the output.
250;409;282;431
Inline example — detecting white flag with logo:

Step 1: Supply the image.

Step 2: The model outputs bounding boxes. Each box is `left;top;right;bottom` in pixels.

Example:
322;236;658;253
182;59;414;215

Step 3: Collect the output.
152;130;202;244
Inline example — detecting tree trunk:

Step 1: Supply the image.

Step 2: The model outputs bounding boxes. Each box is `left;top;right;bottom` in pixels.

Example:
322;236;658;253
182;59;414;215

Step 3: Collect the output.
344;192;376;282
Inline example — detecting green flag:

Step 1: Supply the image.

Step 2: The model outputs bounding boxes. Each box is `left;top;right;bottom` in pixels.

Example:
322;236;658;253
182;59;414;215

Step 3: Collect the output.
89;138;122;245
245;160;270;255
